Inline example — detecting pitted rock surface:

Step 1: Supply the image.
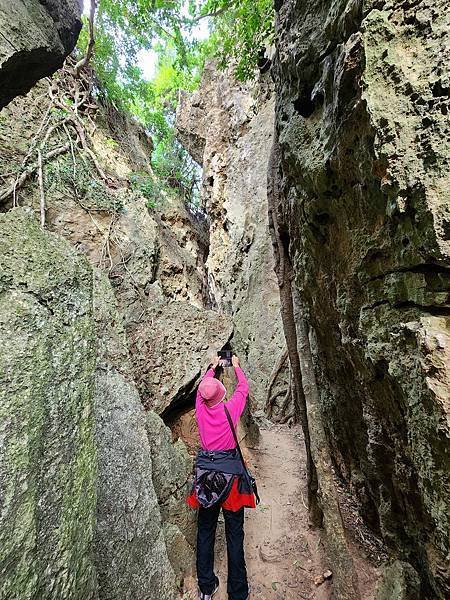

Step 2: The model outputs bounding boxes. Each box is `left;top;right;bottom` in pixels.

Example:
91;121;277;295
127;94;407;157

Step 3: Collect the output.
273;0;450;595
134;300;233;414
176;62;289;414
0;208;97;600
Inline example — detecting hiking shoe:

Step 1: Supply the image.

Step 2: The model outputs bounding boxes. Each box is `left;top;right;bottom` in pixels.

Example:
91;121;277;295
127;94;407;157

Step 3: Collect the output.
198;578;219;599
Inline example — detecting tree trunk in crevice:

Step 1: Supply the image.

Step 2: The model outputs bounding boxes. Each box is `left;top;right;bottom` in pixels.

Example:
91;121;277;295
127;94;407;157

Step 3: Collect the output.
267;136;360;600
267;137;321;526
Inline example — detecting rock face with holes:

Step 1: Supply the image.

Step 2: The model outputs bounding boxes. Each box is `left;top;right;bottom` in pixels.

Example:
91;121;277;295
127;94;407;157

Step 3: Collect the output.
0;208;97;600
273;0;450;595
133;300;233;415
0;0;82;109
176;61;289;417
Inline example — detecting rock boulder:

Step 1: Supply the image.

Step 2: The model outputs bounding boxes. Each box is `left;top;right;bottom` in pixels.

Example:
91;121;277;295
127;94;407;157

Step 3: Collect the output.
0;0;82;108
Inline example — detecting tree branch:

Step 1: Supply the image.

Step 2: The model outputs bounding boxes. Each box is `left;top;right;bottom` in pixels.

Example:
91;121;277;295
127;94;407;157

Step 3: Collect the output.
191;7;227;23
74;0;97;77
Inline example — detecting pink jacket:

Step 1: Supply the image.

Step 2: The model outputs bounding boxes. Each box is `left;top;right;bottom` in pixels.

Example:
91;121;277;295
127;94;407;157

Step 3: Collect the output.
195;366;249;450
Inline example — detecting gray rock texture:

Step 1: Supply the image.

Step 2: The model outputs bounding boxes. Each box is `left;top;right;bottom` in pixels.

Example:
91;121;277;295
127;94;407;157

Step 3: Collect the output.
133;300;233;414
0;79;224;415
0;74;229;593
94;368;176;600
376;560;421;600
0;208;97;600
93;272;191;598
146;411;196;583
0;0;82;108
273;0;450;595
176;62;288;415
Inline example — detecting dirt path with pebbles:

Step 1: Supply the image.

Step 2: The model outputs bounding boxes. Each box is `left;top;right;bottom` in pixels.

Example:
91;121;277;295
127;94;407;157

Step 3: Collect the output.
182;422;382;599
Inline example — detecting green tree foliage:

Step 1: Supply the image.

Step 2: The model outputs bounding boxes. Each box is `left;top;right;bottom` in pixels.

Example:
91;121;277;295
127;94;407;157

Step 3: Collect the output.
194;0;274;80
77;0;274;206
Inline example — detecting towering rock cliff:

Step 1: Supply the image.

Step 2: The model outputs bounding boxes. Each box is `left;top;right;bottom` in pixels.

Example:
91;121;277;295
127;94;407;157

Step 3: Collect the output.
273;0;449;596
2;1;449;597
0;4;96;598
176;62;289;418
0;58;231;597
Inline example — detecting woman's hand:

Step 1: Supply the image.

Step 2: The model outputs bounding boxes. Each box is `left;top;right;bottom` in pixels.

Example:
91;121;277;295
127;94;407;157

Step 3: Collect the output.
209;355;220;369
231;354;240;368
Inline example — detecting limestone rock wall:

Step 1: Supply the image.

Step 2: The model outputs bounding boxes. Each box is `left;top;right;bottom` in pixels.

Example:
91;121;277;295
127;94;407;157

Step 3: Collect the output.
146;411;196;583
93;272;178;599
0;78;227;417
94;370;177;600
273;0;449;595
0;208;97;600
0;0;82;108
0;69;235;595
176;62;289;415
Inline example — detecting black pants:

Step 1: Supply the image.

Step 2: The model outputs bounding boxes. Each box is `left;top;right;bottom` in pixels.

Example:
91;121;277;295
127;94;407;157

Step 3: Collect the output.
197;504;248;599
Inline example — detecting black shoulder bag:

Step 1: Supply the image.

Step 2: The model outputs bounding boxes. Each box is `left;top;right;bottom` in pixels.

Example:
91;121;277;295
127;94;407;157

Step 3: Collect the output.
223;405;260;505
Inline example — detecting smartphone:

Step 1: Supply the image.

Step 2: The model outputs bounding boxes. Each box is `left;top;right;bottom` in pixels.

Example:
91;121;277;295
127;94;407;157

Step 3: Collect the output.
218;350;232;367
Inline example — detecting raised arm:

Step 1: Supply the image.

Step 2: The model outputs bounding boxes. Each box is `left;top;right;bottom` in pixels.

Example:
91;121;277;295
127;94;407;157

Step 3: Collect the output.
227;356;249;422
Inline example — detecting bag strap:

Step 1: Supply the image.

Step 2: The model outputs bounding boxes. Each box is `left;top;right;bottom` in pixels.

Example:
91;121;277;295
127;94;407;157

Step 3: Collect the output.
223;404;261;504
223;404;246;469
224;404;261;505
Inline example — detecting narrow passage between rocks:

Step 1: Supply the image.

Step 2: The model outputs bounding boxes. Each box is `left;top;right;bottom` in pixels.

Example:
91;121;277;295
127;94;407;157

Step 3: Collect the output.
181;423;381;600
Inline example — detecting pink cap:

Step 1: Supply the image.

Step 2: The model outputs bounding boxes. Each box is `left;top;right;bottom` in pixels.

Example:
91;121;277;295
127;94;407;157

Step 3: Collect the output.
198;377;226;406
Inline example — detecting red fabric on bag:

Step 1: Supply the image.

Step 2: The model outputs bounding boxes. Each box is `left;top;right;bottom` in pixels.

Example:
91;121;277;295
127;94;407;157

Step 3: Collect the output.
187;477;256;512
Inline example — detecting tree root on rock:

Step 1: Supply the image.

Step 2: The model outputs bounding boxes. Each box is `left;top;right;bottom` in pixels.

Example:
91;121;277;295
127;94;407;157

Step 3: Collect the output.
265;348;288;411
0;143;71;205
0;55;116;213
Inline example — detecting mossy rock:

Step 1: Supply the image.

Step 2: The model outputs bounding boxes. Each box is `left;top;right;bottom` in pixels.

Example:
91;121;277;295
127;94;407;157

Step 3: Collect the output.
0;208;97;600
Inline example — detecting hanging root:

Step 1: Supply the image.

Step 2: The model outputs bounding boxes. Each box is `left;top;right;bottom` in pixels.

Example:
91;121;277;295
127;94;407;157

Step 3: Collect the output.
0;144;70;204
37;149;45;227
0;55;117;217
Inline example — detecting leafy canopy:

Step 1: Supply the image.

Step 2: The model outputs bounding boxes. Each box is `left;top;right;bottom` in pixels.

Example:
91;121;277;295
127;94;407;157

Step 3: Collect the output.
195;0;274;80
77;0;274;205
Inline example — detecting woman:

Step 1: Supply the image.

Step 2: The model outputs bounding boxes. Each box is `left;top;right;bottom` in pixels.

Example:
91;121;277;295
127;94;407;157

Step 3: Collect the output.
187;353;255;600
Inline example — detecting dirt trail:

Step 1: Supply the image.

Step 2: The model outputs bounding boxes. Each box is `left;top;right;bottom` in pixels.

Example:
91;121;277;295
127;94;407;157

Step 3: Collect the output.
182;423;381;599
